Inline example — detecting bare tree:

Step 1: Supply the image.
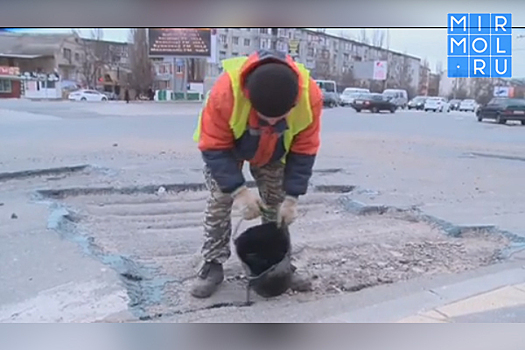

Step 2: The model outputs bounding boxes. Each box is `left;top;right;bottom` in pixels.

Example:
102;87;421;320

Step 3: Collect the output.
372;29;386;48
128;28;154;96
312;47;332;80
72;29;106;89
340;68;356;88
358;29;369;44
435;60;444;76
454;78;469;99
337;30;356;41
387;52;415;98
469;78;495;105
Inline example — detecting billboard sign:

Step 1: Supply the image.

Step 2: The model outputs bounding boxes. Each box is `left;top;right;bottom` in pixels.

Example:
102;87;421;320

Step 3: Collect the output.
494;85;511;97
372;60;387;80
148;28;212;57
0;66;20;76
288;40;300;57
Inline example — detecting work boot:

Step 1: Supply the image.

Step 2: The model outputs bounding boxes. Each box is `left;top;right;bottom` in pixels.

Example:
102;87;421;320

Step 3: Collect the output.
290;264;313;292
190;261;224;298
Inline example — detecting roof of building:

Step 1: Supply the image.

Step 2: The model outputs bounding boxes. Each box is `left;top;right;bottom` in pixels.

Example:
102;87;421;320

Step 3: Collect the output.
82;38;129;46
0;32;73;57
301;29;421;61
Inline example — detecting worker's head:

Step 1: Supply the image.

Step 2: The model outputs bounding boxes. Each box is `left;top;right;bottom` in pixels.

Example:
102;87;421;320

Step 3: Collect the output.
245;62;299;124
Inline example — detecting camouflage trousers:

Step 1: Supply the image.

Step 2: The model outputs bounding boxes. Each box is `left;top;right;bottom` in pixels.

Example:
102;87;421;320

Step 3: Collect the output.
201;161;286;264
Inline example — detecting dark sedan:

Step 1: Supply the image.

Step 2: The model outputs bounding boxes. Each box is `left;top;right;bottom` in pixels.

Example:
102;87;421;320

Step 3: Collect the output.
350;93;397;113
407;96;427;110
476;97;525;125
449;99;462;110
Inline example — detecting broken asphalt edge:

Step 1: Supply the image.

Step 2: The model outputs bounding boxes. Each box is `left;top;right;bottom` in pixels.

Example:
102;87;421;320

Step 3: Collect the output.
337;196;525;260
17;164;525;322
0;164;89;181
40;198;169;321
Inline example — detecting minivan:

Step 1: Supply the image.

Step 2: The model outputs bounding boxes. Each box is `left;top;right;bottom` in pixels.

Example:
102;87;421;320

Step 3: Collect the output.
315;80;339;108
382;89;408;109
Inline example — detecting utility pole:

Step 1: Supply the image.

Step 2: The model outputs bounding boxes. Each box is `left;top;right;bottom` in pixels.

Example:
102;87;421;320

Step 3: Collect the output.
271;28;278;50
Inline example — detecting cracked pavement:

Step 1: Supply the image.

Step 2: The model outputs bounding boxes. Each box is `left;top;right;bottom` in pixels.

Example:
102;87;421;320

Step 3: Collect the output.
1;99;525;322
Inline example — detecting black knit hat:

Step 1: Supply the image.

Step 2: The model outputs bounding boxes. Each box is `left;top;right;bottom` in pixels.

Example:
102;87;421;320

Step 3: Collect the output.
245;62;299;117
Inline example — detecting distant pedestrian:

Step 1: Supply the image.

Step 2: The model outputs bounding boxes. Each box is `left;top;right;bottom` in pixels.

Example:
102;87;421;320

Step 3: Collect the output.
124;89;130;104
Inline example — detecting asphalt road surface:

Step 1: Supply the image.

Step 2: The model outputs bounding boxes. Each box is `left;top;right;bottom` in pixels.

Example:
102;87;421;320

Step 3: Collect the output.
1;100;525;322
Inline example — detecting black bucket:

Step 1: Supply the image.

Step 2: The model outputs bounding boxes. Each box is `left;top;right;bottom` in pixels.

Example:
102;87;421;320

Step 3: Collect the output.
234;222;293;298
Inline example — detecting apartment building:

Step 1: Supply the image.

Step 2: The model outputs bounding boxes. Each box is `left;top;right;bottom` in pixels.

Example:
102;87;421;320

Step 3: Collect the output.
210;28;421;96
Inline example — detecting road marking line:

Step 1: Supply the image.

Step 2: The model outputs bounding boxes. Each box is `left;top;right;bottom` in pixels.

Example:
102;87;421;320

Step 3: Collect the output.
434;285;525;318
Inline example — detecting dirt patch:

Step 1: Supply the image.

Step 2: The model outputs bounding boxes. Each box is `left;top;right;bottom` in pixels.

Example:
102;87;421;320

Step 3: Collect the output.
48;189;511;319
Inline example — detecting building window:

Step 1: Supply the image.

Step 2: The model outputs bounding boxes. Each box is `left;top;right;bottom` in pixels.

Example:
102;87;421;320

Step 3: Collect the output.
343;53;349;61
260;28;269;34
244;38;251;46
46;80;56;89
219;34;227;43
232;36;239;45
63;48;72;61
219;50;227;59
0;79;12;93
74;52;80;61
307;47;314;57
232;52;239;56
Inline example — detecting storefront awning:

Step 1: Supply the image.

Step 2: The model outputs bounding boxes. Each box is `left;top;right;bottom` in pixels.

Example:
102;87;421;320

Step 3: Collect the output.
0;53;46;59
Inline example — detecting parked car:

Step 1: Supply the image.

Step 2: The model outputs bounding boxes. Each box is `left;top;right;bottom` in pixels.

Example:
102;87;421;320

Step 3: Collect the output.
476;97;525;125
340;87;370;106
458;99;476;112
316;80;339;108
350;93;397;113
382;89;408;109
340;92;368;107
68;89;108;102
407;96;427;110
449;99;462;110
424;97;450;112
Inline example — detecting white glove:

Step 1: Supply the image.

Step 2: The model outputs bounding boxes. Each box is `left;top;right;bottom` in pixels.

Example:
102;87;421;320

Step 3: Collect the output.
232;186;266;220
277;195;299;227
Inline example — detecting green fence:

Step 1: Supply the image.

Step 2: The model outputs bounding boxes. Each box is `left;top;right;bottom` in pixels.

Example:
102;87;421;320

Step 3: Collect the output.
156;90;203;101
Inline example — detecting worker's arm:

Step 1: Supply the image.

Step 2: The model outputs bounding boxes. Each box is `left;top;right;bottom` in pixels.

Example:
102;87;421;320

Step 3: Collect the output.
283;79;323;197
198;74;246;194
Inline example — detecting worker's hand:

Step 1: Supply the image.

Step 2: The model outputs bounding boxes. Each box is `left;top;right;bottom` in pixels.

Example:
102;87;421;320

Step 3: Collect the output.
232;186;266;220
277;195;299;228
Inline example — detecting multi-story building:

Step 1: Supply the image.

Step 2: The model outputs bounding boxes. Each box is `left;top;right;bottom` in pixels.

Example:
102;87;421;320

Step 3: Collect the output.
0;31;131;97
206;28;422;97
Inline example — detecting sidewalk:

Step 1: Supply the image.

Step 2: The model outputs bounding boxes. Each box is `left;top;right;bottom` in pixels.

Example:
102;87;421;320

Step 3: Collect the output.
397;282;525;323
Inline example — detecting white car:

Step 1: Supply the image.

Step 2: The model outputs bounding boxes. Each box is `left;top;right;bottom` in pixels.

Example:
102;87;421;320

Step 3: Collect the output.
340;92;366;106
459;99;476;112
424;97;449;112
68;89;108;102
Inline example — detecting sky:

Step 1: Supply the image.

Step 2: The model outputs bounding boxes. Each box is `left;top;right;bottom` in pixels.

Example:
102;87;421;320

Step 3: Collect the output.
8;27;525;77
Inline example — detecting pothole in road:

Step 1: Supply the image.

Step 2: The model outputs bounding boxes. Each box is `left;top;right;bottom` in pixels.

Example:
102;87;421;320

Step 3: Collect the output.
40;184;513;320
